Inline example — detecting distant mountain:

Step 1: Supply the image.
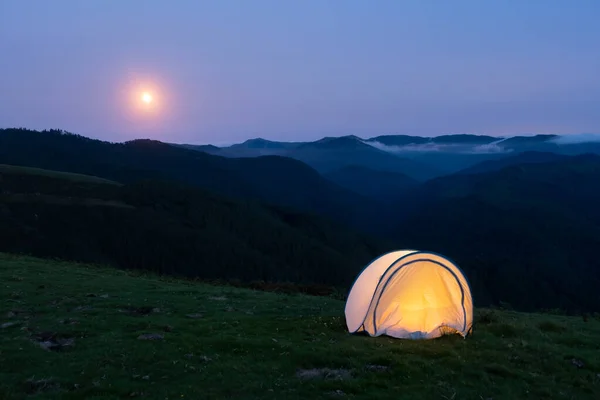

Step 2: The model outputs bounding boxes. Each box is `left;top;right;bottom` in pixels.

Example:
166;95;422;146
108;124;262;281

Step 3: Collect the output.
178;133;600;180
231;138;302;149
456;151;569;175
362;133;600;175
391;154;600;312
431;134;499;144
286;135;441;180
186;135;443;181
366;134;500;147
324;165;418;201
220;138;305;157
499;134;559;150
366;135;429;146
299;135;368;150
175;143;222;153
0;128;389;234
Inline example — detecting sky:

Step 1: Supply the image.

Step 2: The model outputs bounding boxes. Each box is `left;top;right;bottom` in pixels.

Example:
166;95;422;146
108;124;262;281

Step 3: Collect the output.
1;0;600;145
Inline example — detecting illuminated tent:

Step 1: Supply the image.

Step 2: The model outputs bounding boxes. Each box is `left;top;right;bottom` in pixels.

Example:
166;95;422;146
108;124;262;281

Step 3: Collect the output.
345;250;473;340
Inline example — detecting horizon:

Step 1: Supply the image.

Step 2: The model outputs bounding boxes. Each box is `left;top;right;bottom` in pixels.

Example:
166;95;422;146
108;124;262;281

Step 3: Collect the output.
5;126;600;148
2;1;600;144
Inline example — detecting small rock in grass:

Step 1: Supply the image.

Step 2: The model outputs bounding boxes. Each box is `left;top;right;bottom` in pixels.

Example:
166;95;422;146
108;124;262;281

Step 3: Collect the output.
1;322;19;329
59;318;79;325
365;364;389;372
571;358;585;368
37;337;75;351
296;368;352;381
137;333;164;341
186;313;203;319
24;377;60;393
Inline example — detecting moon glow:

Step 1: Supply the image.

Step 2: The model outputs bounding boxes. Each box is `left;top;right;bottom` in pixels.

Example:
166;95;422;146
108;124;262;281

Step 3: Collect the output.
141;92;153;104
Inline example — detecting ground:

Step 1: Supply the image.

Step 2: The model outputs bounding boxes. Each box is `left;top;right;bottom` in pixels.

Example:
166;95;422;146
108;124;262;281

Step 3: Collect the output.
1;253;599;399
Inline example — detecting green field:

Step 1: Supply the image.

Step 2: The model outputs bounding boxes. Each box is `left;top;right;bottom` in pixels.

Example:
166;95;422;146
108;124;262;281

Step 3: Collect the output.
1;253;599;399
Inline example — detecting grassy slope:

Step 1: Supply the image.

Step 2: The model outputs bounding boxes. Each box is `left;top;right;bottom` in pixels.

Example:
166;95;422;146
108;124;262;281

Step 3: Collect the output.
0;165;120;186
1;254;599;400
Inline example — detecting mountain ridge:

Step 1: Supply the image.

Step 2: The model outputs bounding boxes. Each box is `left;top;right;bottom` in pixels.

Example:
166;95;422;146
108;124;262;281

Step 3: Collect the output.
175;132;600;178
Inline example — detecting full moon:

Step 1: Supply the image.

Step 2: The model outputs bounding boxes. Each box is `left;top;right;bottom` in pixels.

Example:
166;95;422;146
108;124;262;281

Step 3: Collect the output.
141;92;153;104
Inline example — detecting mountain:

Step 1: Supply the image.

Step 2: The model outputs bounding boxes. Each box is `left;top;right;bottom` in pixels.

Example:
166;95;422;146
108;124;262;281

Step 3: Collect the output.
324;165;418;201
498;134;559;150
175;143;222;154
366;134;499;147
220;138;305;157
391;154;600;312
0;128;388;234
181;135;442;180
0;163;390;287
431;134;500;144
287;135;441;180
366;134;429;146
364;134;600;175
179;133;600;180
230;138;302;149
456;151;569;175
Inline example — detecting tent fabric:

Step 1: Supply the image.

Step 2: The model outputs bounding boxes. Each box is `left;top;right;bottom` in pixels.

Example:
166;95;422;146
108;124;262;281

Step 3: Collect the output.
345;250;473;340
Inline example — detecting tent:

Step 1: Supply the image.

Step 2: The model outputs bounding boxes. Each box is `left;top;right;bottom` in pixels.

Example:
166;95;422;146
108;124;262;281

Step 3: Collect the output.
345;250;473;339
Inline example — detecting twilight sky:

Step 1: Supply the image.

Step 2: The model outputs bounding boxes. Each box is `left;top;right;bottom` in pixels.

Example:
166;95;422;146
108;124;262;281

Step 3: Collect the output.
1;0;599;144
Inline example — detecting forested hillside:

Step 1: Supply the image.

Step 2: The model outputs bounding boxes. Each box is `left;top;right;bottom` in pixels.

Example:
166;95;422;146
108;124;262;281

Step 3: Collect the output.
0;128;387;235
392;154;600;312
0;164;389;291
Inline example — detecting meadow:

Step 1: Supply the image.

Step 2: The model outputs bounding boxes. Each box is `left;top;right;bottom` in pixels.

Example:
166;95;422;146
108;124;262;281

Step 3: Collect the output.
1;253;599;399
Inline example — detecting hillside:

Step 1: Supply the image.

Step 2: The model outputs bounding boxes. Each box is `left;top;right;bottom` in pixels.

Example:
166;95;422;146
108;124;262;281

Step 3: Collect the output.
1;254;599;399
324;165;417;201
0;163;390;289
391;154;600;312
0;128;386;234
455;151;568;175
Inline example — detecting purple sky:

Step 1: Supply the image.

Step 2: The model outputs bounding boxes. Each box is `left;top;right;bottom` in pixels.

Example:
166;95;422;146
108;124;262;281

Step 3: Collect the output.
1;0;599;145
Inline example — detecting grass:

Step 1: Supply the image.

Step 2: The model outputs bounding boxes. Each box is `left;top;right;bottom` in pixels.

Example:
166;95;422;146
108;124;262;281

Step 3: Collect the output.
0;164;120;185
1;253;599;399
